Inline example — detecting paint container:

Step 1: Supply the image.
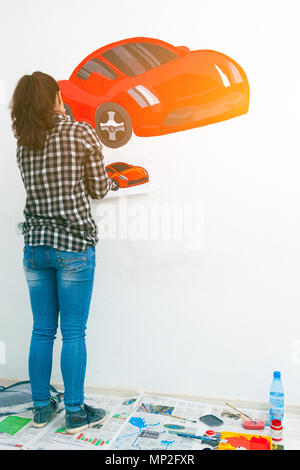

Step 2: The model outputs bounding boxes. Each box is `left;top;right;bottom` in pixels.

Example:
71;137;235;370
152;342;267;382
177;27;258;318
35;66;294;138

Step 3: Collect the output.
242;419;265;430
270;419;283;441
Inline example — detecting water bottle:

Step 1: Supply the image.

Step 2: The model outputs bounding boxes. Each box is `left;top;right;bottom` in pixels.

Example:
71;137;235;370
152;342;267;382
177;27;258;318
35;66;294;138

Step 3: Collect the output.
269;371;284;423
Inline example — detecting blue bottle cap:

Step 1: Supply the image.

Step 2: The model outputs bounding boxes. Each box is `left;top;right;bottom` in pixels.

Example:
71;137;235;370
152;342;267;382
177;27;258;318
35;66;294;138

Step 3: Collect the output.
273;371;281;378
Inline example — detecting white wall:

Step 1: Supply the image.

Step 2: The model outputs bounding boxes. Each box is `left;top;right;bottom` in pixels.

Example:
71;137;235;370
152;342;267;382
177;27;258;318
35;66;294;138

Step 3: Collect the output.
1;0;300;405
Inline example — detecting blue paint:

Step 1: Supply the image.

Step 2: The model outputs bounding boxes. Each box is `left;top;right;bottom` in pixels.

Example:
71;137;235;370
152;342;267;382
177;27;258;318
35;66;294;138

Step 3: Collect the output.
129;416;147;432
161;439;175;449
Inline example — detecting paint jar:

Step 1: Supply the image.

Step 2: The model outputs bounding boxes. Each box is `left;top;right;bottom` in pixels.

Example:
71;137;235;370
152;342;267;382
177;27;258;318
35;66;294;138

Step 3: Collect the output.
270;419;283;441
205;430;216;437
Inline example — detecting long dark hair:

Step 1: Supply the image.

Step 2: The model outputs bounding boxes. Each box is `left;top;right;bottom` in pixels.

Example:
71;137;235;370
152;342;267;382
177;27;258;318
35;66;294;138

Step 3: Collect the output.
10;71;60;151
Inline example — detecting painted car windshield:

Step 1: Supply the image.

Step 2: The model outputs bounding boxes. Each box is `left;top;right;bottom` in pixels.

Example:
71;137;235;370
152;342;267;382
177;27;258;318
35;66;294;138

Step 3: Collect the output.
110;163;131;172
77;58;118;80
102;42;178;77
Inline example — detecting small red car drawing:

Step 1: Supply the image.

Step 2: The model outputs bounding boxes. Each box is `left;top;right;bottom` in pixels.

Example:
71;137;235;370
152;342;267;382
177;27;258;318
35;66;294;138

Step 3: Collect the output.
58;37;249;148
105;162;149;190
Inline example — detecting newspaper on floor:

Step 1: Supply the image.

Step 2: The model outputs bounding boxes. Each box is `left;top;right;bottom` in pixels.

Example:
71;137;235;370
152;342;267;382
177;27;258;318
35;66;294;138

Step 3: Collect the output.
1;391;295;450
109;393;214;450
0;393;143;450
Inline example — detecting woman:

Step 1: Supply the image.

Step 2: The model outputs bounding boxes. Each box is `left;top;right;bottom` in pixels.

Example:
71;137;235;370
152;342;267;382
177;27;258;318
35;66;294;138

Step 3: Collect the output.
10;71;116;434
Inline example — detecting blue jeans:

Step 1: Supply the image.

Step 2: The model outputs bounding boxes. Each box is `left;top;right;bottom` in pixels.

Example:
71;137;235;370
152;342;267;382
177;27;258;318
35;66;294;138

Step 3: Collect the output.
23;245;95;412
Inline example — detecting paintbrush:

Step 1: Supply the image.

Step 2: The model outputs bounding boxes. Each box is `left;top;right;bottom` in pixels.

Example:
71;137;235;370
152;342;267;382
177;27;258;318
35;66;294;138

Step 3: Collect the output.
160;412;197;423
224;402;253;420
222;409;242;420
139;403;149;413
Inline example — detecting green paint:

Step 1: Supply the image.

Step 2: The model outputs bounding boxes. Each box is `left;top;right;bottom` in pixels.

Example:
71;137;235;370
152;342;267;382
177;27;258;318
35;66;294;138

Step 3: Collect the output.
55;426;67;433
0;416;32;436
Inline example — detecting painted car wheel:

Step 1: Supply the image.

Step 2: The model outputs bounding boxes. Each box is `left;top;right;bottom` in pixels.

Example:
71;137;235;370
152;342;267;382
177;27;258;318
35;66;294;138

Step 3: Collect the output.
111;179;120;191
64;103;74;121
95;103;132;148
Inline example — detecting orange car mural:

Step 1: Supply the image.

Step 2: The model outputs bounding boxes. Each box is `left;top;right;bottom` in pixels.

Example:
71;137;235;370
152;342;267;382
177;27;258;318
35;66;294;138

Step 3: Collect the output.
105;162;149;190
58;37;250;148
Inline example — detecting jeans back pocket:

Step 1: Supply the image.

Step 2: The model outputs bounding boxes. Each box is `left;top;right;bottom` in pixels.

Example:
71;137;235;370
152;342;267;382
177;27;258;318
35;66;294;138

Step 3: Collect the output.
56;250;87;271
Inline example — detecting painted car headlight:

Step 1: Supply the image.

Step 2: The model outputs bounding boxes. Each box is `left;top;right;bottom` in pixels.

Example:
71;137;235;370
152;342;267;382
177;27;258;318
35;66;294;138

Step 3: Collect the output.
118;175;128;181
215;63;243;87
128;85;160;108
215;65;231;88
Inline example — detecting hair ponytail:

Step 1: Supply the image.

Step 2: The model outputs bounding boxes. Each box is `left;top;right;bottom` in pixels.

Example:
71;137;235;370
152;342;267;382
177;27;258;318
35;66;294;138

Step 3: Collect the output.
10;71;60;151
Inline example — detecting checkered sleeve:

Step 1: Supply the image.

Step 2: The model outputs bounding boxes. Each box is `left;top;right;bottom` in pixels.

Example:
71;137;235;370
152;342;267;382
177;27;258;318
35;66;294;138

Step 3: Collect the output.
81;124;112;199
16;147;25;184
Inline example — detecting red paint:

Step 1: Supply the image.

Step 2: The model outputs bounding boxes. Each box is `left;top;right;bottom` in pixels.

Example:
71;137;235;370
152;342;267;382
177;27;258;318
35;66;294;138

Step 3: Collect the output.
242;419;265;430
225;435;271;450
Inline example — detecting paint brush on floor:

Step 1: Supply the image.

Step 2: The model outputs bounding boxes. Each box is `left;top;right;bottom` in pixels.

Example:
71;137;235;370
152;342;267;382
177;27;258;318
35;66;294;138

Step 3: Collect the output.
160;413;197;423
224;402;253;420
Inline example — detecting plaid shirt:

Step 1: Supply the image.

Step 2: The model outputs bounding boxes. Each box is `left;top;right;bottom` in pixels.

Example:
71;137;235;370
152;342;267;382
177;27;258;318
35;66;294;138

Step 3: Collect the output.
17;113;112;252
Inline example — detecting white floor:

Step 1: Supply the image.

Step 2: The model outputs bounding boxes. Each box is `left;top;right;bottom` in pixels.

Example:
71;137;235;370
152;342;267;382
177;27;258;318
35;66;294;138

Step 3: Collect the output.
0;380;299;450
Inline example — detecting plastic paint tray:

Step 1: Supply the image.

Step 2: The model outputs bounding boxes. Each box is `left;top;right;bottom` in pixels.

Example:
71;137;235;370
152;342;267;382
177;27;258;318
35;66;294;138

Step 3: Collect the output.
199;414;223;427
218;431;272;450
